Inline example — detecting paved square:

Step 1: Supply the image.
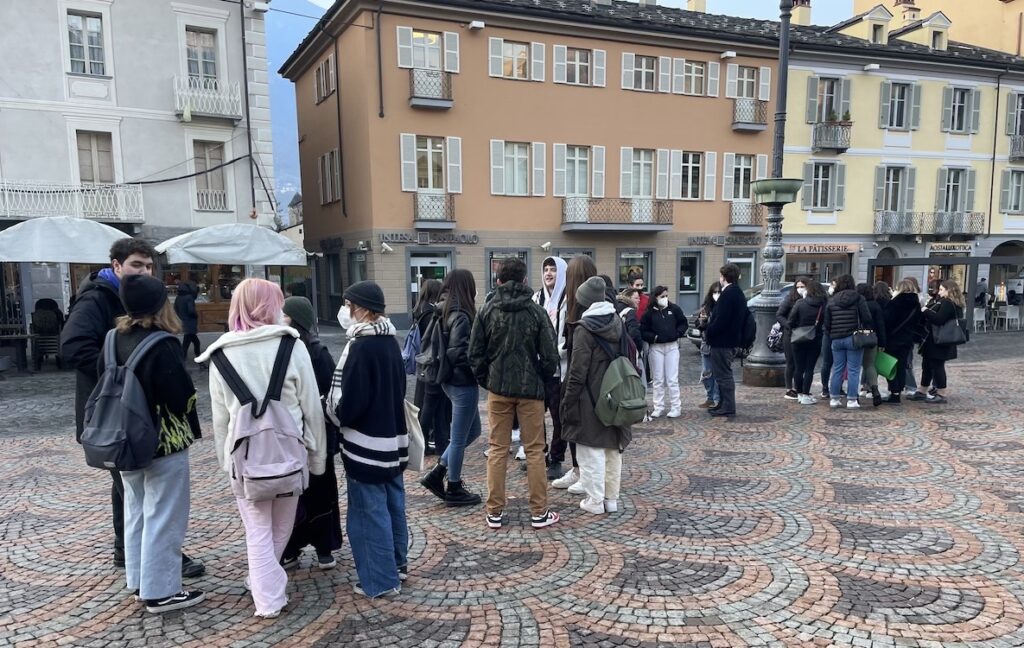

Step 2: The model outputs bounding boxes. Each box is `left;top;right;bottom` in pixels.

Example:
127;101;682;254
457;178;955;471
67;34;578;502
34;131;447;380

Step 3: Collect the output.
2;336;1024;647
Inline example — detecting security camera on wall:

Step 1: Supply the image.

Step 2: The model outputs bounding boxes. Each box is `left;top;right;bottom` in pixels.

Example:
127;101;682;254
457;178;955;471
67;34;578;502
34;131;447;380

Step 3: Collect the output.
381;242;394;254
540;241;552;252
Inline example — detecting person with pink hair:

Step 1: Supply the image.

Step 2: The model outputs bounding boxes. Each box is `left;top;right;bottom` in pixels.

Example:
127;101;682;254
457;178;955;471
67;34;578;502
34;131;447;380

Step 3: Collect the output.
197;278;326;619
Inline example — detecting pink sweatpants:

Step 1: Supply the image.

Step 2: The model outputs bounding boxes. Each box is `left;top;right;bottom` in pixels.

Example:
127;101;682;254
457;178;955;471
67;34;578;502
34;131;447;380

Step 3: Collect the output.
236;496;298;616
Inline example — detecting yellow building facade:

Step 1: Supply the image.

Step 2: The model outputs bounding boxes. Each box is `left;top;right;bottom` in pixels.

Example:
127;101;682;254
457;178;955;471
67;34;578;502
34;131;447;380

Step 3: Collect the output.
853;0;1024;56
782;4;1024;291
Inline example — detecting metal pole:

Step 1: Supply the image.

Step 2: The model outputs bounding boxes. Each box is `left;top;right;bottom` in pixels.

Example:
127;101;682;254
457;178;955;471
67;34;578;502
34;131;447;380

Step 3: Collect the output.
743;0;794;387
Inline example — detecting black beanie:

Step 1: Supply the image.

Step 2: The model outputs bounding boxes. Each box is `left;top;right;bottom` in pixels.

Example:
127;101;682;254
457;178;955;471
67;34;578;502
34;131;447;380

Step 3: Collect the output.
343;281;387;313
283;296;315;332
121;274;167;318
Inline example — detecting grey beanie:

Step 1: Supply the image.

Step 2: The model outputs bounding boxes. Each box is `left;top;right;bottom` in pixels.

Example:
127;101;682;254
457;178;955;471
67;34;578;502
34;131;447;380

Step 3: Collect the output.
283;296;315;332
576;276;607;309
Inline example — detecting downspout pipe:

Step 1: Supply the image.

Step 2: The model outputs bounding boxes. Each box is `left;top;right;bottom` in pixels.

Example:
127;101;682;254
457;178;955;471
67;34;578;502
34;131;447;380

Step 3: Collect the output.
989;69;1008;239
239;3;258;216
377;0;385;118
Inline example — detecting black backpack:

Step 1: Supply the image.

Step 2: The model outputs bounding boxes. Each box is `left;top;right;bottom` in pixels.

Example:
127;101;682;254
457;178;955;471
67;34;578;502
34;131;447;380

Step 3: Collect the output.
414;311;450;385
82;330;175;471
735;306;758;359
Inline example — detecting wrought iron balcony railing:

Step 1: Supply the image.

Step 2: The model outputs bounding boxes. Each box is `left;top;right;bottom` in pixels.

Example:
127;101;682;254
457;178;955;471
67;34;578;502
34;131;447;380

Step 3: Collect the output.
409;69;453;109
812;122;852;153
732;99;768;131
874;211;985;237
1011;135;1024;162
729;201;764;230
413;192;455;226
561;197;673;231
196;189;229;212
173;76;242;120
932;211;985;236
0;180;144;222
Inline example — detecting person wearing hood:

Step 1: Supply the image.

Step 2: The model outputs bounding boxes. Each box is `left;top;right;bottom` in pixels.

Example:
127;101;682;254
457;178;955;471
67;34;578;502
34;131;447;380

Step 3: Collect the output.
787;279;827;405
882;279;924;405
533;256;569;480
823;275;873;409
61;237;204;580
174;279;200;360
279;296;343;571
323;280;409;598
561;277;633;515
639;285;688;418
197;279;326;617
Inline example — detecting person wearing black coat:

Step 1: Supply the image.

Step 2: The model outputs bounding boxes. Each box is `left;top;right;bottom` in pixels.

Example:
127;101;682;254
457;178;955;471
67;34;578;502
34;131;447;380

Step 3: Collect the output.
823;275;873;408
882;281;924;404
174;281;200;359
908;280;964;404
776;278;807;400
411;280;450;456
787;280;827;404
640;285;688;418
705;264;747;417
614;289;644;353
856;283;889;407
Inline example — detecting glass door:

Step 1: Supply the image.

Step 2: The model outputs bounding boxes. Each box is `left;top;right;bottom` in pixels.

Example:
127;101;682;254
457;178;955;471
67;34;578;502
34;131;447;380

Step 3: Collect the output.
410;253;452;311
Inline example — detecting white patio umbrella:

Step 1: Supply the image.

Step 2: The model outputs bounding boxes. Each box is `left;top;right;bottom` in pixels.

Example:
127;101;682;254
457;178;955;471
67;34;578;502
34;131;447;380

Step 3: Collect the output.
156;223;309;266
0;216;130;263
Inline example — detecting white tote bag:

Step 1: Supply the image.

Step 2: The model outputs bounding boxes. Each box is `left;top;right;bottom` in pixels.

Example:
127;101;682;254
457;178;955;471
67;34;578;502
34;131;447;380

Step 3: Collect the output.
404;400;425;472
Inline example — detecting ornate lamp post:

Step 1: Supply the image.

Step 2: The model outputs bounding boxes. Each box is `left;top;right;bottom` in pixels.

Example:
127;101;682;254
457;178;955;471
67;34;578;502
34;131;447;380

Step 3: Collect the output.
743;0;804;387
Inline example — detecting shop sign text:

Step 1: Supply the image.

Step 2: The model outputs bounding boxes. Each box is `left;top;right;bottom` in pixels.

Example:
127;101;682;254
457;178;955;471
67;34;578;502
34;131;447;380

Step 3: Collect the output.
687;234;762;247
379;232;480;245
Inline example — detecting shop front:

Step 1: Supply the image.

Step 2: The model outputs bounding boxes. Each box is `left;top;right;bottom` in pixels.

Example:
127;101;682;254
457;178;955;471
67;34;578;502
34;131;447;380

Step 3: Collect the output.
927;242;973;289
784;243;857;284
162;264;246;332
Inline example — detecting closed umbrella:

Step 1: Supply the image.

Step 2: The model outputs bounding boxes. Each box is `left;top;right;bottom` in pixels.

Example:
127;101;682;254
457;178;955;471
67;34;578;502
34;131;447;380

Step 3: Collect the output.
0;216;129;263
156;223;309;266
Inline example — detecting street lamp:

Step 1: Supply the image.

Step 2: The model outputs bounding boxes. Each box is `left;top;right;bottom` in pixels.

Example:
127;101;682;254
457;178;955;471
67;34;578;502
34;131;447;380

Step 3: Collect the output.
742;0;803;387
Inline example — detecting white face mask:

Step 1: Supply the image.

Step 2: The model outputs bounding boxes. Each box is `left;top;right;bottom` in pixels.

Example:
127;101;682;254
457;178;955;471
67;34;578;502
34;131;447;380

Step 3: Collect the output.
657;296;669;308
797;287;807;298
712;293;720;302
828;285;835;296
337;305;356;329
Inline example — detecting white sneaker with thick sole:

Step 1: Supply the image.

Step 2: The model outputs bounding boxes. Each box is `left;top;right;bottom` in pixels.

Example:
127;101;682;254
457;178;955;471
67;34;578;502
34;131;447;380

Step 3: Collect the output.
829;398;842;409
798;395;815;405
568;480;585;495
847;400;861;409
552;468;579;489
667;410;681;418
579;498;605;514
651;409;665;418
515;446;526;461
604;499;618;512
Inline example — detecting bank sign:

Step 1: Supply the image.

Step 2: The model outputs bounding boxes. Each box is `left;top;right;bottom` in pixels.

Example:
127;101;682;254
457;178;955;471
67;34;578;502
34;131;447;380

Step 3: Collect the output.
379;232;480;245
687;235;762;247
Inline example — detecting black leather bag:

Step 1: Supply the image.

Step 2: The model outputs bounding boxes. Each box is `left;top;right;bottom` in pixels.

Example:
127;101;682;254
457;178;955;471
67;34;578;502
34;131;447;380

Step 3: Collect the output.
852;309;877;349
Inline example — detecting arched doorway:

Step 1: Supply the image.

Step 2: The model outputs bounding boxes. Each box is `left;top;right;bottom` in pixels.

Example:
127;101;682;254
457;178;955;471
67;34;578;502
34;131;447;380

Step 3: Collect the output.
992;241;1024;298
873;247;898;286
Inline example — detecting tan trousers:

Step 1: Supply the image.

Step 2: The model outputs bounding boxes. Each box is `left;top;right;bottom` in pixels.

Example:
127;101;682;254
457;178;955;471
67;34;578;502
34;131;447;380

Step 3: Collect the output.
486;393;548;516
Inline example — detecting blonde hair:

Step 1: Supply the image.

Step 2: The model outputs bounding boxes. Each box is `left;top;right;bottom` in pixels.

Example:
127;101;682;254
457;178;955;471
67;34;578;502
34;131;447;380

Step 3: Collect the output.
116;300;181;335
940;280;966;309
229;278;284;332
896;279;918;295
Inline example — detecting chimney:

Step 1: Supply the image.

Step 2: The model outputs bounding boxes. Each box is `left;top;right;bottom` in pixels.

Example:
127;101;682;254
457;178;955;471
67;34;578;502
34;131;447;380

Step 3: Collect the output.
639;0;657;7
895;0;921;25
686;0;706;12
791;0;811;26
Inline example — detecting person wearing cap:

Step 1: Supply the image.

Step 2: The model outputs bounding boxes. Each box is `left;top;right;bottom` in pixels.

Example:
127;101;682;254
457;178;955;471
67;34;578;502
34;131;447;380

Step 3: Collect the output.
197;278;326;619
561;277;633;515
279;296;343;571
107;275;205;613
325;281;409;598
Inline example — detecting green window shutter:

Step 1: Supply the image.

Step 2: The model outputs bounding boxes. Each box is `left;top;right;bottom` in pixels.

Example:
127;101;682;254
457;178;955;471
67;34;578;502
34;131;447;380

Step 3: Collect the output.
1007;92;1018;136
965;169;977;211
1001;169;1012;212
904;167;916;212
840;78;852;119
806;76;819;123
941;87;953;132
873;166;885;211
879;81;892;129
801;162;814;209
970;90;982;134
935;168;949;211
910;84;922;130
834;164;846;211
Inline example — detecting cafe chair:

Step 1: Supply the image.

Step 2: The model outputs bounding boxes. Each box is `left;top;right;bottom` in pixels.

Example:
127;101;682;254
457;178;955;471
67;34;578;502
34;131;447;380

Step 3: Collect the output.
973;307;987;332
1005;306;1022;331
30;299;63;370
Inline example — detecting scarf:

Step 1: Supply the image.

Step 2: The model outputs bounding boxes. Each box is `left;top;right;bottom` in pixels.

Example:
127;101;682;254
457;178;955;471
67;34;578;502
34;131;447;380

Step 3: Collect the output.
326;317;397;426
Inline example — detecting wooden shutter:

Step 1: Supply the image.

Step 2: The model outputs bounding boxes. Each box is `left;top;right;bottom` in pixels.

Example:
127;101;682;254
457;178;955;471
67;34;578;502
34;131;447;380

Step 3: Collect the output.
620;147;633;198
941;86;953;132
1007;92;1019;135
703;151;717;201
873;166;885;211
396;26;413;69
621;53;635;90
317;155;325;204
669;150;683;200
656;149;670;199
840;78;852;118
444;32;460;73
400;133;417;192
490;139;505;195
658;56;671;93
756;154;768;180
722;153;735;201
758;66;771;102
725;63;738;99
706;61;720;97
488;38;503;77
834;163;846;211
970;89;982;134
553;45;567;84
965;168;977;210
593;49;606;87
328;55;336;93
903;167;916;212
910;83;922;130
532;142;546;197
1001;169;1013;212
806;76;819;123
801;162;814;210
592;145;605;198
553;143;567;197
879;81;892;129
446;137;462;194
672;58;685;95
935;168;949;210
531;42;545;82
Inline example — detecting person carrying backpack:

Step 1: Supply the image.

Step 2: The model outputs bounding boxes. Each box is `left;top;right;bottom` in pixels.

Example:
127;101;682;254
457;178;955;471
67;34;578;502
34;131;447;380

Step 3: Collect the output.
409;279;449;455
99;275;204;613
561;277;636;515
197;279;326;619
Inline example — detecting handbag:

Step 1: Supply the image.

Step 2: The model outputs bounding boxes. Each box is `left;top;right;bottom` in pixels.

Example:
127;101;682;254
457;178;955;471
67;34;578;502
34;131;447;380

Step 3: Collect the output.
874;350;898;381
404;400;425;472
767;322;784;352
931;318;967;346
852;308;878;349
791;305;823;345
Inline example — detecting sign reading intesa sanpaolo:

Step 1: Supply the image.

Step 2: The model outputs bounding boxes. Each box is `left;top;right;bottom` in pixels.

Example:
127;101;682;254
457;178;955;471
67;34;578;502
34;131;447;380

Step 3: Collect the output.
687;235;762;247
379;232;480;245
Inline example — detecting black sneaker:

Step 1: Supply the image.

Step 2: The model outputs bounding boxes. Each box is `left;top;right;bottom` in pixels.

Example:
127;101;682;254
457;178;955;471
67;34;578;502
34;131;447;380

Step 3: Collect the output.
144;590;205;614
907;391;928;402
316;553;336;570
419;462;447;501
784;390;799;400
925;394;948;404
181;555;205;579
486;511;504;529
281;555;300;571
820;389;830;399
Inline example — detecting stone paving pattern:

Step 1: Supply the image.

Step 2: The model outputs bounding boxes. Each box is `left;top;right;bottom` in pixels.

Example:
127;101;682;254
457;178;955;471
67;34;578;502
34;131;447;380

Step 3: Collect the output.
2;332;1024;647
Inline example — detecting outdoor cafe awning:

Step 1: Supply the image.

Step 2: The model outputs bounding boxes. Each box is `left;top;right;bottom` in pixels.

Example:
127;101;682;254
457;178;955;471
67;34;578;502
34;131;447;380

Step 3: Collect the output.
0;216;129;264
155;223;310;267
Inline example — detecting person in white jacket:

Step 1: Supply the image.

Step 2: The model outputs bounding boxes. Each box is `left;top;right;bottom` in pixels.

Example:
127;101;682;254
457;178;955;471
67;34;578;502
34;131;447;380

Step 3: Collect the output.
197;278;325;619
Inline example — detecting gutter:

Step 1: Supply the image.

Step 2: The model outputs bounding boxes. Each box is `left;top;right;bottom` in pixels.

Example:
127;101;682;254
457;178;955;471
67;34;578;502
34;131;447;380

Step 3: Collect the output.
377;0;385;118
240;3;257;215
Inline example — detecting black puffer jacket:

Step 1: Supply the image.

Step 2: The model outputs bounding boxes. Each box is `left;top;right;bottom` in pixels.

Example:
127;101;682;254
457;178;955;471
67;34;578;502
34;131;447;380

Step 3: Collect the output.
864;299;888;349
824;290;872;340
788;295;827;335
884;292;923;350
640;302;688;344
443;304;476;387
776;296;798;333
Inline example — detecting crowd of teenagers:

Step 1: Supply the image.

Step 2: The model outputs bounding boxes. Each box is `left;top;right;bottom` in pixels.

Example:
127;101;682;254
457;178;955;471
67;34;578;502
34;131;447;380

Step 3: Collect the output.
63;237;964;620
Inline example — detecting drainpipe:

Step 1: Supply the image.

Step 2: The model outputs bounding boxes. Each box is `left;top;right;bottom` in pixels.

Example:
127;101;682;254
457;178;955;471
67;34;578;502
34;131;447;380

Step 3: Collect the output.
239;3;258;216
377;0;385;118
323;23;348;218
989;69;1008;239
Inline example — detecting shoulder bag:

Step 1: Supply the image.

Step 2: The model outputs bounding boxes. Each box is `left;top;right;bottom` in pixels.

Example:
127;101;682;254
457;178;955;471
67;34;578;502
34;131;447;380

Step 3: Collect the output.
791;305;823;345
852;307;878;350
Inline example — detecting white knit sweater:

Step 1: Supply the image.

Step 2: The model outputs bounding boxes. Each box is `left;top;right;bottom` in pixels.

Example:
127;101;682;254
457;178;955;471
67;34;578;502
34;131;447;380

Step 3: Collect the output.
196;325;327;478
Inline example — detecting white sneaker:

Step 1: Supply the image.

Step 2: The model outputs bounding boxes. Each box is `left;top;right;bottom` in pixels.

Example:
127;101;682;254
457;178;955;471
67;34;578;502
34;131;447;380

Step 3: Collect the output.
552;468;579;489
579;498;605;514
879;389;890;399
798;394;814;405
568;480;585;495
651;409;665;418
515;446;526;461
829;398;842;409
604;499;618;512
511;428;521;444
667;409;681;418
847;400;860;409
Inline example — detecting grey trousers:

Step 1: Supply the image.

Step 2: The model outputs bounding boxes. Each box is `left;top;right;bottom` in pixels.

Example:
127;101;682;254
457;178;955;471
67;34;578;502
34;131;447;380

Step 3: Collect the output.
709;347;737;414
121;450;191;600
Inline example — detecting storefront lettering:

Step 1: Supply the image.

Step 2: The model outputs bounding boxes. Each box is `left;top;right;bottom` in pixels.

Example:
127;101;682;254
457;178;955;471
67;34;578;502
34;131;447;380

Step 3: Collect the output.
929;243;973;254
379;232;480;245
687;235;762;247
784;243;859;254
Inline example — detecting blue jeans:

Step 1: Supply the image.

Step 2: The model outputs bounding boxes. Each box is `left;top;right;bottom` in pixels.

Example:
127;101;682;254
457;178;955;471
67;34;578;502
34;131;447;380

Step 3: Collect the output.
346;474;408;597
441;383;481;483
830;335;864;400
700;353;720;404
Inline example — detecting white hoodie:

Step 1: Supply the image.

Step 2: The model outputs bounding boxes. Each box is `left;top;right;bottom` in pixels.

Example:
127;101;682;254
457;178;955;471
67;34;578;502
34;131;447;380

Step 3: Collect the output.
196;325;327;478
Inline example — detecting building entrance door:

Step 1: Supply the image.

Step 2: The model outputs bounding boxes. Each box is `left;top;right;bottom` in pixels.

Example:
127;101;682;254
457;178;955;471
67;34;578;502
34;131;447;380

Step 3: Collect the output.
409;252;452;310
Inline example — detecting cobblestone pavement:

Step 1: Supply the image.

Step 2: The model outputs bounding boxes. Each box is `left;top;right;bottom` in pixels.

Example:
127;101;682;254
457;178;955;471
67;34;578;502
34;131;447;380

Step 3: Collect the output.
2;332;1024;647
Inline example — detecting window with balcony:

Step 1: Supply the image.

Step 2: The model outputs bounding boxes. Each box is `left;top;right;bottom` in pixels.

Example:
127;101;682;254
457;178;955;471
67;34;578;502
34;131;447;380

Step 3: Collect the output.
565;146;590;196
811;163;833;210
412;30;441;70
502;41;529;80
417;136;445;191
1014;94;1024;136
1006;170;1024;213
634;56;657;92
68;12;104;76
888;83;910;130
503;142;530;196
631;149;655;198
732;154;753;201
884;167;905;212
816;78;839;122
679;152;702;200
566;48;590;85
944;168;964;212
194;141;228;211
683;61;705;95
77;131;114;184
186;28;217;87
736;66;757;100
